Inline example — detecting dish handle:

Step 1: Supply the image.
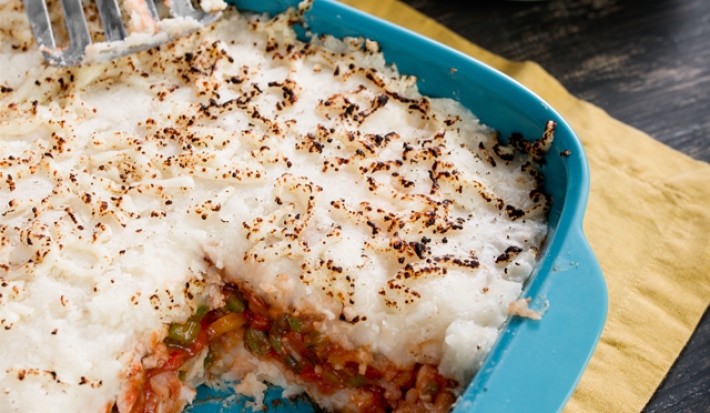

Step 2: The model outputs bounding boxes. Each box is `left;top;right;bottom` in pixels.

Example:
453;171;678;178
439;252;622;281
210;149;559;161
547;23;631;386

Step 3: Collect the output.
456;225;608;412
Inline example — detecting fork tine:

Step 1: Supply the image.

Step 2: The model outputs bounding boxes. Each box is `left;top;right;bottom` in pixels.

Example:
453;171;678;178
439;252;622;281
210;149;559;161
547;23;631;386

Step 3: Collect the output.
22;0;56;50
60;0;91;60
96;0;126;42
170;0;212;22
142;0;160;21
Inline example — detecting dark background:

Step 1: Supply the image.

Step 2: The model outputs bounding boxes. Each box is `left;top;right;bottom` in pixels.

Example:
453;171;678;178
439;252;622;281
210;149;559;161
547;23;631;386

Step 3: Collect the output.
398;0;710;412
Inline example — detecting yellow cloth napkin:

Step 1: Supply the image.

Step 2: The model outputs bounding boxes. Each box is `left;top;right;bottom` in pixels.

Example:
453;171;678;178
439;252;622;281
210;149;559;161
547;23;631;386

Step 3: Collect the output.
339;0;710;411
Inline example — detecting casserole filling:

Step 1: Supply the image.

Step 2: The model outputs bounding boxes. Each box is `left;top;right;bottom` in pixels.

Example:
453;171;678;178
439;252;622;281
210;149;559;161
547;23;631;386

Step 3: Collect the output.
136;284;458;413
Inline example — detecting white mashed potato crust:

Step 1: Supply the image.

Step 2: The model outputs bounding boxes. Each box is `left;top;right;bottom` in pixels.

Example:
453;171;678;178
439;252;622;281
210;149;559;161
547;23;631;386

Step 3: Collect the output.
0;1;550;412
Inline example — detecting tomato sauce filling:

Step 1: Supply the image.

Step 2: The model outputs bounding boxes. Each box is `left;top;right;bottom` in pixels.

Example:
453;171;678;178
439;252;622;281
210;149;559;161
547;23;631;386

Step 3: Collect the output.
136;284;458;413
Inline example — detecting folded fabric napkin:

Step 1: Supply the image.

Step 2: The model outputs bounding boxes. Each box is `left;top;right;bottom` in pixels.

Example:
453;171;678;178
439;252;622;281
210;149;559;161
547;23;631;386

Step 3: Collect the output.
339;0;710;411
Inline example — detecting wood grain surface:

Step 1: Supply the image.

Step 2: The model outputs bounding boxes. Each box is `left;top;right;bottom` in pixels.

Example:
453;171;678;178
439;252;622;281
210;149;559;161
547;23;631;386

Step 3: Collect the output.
398;0;710;412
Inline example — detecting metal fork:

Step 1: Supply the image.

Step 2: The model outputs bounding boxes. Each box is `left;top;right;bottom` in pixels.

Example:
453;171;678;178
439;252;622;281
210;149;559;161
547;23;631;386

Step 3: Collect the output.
23;0;222;66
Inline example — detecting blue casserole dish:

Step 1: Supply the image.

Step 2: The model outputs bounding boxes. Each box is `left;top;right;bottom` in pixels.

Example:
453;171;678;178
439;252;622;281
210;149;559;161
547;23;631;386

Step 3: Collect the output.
187;1;608;412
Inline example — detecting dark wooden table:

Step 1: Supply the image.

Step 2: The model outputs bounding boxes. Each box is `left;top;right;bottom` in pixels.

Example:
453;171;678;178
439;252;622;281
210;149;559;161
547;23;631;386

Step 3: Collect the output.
398;0;710;412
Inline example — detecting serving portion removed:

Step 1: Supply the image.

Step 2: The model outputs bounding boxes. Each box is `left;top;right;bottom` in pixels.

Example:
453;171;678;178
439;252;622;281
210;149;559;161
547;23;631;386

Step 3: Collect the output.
0;1;606;412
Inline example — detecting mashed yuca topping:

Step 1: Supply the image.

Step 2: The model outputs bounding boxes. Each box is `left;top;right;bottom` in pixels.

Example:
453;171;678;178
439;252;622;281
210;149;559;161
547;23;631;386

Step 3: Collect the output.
0;1;552;412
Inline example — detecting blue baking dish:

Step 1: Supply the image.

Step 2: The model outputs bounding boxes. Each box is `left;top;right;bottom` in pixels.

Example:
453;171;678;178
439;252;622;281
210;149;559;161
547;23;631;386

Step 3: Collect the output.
186;1;608;412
